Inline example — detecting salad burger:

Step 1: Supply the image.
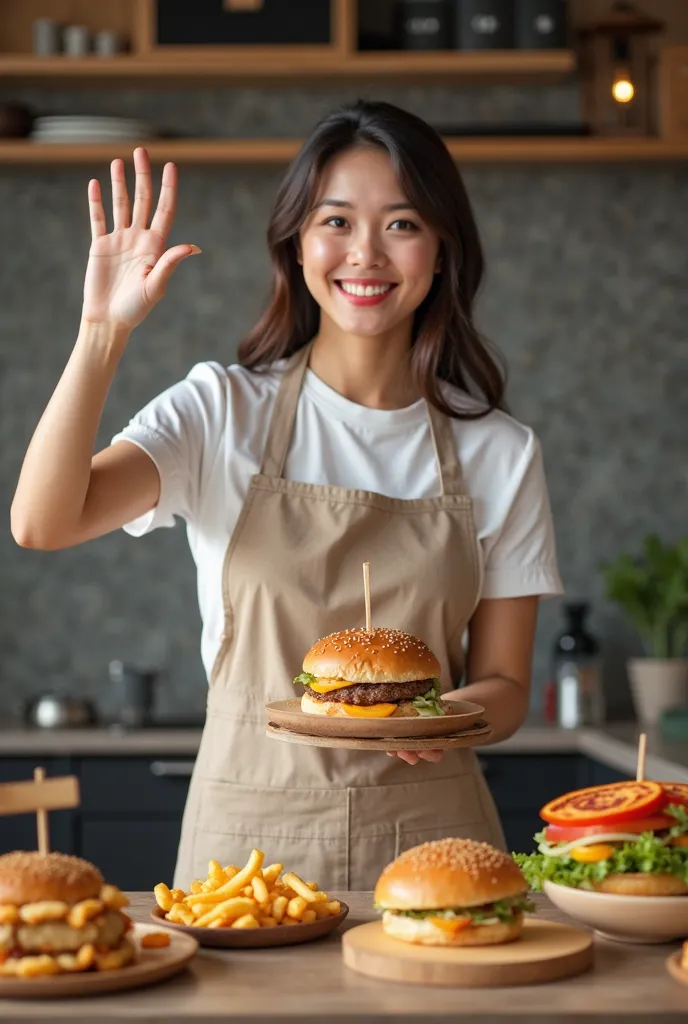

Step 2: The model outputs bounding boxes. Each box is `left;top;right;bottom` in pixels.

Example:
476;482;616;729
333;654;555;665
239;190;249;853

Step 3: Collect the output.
294;627;447;720
515;781;688;895
374;837;534;946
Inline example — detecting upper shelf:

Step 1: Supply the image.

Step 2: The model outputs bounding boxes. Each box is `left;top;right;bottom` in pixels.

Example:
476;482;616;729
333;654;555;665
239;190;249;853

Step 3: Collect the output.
0;49;577;82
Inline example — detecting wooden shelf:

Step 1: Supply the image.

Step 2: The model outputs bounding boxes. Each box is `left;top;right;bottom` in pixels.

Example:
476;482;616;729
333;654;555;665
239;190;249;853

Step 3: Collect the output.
1;137;687;166
0;49;576;82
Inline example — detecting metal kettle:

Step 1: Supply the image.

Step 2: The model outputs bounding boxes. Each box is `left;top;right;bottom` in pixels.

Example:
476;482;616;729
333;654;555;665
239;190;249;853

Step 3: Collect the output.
23;693;97;729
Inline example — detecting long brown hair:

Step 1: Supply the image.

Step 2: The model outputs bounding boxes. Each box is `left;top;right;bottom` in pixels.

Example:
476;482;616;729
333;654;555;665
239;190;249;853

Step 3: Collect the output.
238;100;506;419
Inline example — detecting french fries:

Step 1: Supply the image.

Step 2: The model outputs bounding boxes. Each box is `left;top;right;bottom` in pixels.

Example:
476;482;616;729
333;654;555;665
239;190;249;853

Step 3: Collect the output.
154;849;342;930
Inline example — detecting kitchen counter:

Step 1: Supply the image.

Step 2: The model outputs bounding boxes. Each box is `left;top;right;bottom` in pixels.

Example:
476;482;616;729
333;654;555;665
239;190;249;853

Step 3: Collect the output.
3;892;686;1022
1;722;687;781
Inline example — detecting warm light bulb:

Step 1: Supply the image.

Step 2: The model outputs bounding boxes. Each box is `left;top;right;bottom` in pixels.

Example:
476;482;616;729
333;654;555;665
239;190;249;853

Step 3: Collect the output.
612;76;635;103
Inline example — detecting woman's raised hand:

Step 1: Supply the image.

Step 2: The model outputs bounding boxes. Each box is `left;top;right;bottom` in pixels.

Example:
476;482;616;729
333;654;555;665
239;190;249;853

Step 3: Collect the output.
82;148;199;331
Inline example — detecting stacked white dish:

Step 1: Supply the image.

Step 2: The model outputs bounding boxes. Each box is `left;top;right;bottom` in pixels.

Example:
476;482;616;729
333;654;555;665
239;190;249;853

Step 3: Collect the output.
31;116;153;143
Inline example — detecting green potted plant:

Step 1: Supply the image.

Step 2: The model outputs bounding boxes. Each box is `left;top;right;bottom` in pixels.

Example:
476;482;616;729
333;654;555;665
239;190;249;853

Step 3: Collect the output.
601;534;688;724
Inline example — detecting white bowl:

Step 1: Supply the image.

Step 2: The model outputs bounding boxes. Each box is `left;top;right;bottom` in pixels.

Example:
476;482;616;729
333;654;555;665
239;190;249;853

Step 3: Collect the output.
544;881;688;944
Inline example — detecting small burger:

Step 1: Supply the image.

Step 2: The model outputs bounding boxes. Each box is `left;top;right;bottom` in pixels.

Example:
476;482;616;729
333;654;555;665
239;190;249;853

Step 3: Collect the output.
0;851;135;977
294;626;447;719
374;837;533;947
514;780;688;896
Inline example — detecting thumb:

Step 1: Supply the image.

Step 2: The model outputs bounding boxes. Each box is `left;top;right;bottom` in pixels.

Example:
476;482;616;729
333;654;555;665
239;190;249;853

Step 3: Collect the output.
144;244;201;305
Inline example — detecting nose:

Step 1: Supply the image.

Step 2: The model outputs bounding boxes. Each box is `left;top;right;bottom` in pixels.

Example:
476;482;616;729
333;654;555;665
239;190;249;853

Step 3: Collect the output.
345;228;387;270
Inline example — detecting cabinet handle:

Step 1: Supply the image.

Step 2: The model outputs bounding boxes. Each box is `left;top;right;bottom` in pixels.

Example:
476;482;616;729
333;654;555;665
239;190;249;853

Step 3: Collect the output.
149;761;193;778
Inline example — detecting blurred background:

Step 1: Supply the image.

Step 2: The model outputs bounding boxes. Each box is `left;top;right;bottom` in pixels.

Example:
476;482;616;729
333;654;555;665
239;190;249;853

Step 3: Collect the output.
0;0;686;729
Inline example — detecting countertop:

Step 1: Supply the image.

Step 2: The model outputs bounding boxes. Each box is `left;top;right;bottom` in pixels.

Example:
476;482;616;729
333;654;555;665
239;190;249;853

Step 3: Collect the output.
2;722;688;781
2;892;687;1022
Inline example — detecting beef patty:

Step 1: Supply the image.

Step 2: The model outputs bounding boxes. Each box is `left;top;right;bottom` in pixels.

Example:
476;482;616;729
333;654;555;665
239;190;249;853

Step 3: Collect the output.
307;679;432;706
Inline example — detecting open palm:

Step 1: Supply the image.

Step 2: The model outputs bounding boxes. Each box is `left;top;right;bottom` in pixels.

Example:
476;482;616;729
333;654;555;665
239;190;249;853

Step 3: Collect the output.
82;148;198;330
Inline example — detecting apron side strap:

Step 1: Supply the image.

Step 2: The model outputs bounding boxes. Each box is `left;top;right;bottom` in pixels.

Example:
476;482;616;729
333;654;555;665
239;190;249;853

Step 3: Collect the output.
426;402;468;497
260;343;312;478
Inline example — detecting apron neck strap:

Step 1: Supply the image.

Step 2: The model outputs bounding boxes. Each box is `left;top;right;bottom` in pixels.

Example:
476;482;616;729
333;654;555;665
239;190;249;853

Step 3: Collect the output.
426;402;468;497
260;343;312;478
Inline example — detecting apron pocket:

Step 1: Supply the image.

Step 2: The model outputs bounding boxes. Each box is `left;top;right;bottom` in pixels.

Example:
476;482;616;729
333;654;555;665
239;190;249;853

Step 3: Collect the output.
193;779;349;890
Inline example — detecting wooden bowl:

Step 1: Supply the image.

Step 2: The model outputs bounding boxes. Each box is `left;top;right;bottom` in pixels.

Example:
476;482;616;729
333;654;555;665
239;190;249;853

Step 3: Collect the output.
151;901;349;948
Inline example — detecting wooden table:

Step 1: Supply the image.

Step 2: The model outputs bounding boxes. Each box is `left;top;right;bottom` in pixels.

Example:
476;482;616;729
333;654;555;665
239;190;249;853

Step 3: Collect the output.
2;894;687;1022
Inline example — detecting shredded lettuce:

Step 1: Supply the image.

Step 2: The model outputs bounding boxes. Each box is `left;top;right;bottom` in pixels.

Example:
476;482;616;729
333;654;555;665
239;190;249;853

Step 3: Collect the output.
293;672;317;687
378;895;535;925
411;678;446;717
513;804;688;892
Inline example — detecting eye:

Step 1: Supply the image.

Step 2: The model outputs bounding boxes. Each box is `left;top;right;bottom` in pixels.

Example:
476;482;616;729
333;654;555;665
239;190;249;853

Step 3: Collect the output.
388;219;419;232
322;216;349;229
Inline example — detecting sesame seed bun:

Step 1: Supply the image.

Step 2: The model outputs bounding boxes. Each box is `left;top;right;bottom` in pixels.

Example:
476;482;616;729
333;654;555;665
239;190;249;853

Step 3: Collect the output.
300;691;437;717
375;838;528;911
0;851;103;906
382;910;524;947
592;873;688;896
303;627;440;685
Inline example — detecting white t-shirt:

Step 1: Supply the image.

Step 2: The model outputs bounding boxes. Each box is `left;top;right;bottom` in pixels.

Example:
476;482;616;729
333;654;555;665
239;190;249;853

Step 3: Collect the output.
112;360;563;681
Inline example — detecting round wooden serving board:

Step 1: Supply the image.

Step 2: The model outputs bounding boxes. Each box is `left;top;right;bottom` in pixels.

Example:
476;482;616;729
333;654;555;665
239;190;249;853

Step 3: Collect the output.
265;698;485;739
666;951;688;987
342;919;593;987
266;720;492;751
0;923;197;1000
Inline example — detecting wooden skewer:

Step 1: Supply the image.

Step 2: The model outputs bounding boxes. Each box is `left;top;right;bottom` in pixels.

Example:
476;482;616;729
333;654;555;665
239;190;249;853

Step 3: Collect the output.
34;767;50;854
362;561;372;633
636;733;647;782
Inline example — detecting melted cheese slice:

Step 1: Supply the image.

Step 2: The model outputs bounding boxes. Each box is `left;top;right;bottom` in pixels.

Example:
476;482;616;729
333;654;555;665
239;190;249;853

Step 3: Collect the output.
308;678;358;694
430;915;472;935
340;703;397;718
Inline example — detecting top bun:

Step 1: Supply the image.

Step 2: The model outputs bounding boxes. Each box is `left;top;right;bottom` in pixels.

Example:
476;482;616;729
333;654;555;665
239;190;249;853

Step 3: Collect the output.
0;851;103;906
374;837;527;910
303;627;440;685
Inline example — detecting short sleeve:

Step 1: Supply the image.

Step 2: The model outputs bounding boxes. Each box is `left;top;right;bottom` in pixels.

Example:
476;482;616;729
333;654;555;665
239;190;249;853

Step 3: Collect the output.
110;361;226;537
480;433;563;600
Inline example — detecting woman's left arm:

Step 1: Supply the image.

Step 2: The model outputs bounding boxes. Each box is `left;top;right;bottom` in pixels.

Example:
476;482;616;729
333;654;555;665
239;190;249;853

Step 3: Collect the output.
445;596;539;743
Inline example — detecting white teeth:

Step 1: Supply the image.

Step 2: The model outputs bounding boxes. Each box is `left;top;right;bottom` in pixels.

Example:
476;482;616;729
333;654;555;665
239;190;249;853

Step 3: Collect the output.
340;282;392;297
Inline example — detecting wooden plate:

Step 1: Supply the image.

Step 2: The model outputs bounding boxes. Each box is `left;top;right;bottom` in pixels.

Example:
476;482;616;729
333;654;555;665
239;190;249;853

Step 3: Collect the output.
266;720;492;751
666;950;688;987
265;698;485;739
0;923;197;1000
151;901;349;948
342;918;593;988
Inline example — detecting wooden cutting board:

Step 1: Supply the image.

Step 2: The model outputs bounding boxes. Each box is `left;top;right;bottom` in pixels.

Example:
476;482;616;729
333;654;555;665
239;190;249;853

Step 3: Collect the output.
342;919;593;987
266;720;492;751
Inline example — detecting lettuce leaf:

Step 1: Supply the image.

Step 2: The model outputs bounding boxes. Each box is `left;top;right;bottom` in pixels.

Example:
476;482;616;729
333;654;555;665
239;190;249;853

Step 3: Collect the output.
411;678;446;717
379;895;535;924
513;805;688;892
293;672;317;687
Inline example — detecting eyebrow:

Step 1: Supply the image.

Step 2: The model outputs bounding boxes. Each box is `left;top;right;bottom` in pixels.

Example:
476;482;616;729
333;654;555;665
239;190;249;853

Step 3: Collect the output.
312;199;417;212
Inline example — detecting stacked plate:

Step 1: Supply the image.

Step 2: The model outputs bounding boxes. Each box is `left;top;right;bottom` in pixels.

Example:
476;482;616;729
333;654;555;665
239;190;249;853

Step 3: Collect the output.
31;116;153;143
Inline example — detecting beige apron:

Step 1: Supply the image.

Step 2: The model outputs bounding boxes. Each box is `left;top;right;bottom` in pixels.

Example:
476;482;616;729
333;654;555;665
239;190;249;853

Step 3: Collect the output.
174;344;504;890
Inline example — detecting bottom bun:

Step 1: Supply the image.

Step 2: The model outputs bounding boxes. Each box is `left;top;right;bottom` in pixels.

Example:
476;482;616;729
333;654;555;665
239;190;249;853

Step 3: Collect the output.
382;911;523;947
300;692;446;718
592;873;688;896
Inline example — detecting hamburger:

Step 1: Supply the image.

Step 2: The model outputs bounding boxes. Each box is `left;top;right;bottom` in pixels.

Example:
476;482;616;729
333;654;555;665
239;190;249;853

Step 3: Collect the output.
374;837;533;946
0;851;135;977
294;627;447;719
514;781;688;896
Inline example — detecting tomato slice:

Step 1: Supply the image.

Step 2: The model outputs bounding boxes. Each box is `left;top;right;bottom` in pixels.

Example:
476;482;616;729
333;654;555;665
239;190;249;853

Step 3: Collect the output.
540;781;665;827
660;782;688;808
544;814;674;843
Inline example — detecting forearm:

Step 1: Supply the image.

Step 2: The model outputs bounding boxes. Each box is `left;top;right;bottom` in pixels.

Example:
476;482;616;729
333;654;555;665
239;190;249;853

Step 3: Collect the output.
11;319;130;549
445;675;529;744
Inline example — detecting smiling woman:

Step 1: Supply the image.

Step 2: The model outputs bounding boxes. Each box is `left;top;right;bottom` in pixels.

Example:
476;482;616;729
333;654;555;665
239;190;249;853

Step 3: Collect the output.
11;100;562;891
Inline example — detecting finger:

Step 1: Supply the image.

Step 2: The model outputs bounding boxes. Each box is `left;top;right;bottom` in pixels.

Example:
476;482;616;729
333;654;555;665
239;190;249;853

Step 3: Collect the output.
143;244;201;305
396;751;420;766
110;159;130;230
88;179;107;240
131;147;153;227
417;750;444;763
150;162;178;240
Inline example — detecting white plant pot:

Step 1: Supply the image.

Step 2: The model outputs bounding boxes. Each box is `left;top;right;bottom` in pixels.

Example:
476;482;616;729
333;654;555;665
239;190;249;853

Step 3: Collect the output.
627;658;688;725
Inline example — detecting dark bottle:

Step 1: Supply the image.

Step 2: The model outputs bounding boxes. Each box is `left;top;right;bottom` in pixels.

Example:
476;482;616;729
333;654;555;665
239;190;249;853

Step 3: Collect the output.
552;602;604;728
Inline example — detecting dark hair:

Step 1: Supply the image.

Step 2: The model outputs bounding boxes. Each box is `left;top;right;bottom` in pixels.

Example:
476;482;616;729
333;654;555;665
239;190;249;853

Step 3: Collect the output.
238;100;506;418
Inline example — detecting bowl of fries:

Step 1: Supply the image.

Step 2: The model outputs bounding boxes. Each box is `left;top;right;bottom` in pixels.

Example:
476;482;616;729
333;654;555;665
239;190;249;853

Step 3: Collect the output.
152;848;348;947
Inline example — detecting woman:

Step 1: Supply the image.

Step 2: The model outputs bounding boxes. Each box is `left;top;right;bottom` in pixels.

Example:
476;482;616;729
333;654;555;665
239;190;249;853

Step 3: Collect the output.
11;101;562;889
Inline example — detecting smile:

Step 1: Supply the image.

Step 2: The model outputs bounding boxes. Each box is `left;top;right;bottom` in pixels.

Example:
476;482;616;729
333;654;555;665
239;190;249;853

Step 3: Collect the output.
335;280;397;306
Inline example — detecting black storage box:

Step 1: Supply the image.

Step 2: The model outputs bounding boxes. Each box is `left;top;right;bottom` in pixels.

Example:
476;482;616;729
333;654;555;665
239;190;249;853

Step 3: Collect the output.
455;0;514;50
155;0;332;47
398;1;452;50
515;0;567;49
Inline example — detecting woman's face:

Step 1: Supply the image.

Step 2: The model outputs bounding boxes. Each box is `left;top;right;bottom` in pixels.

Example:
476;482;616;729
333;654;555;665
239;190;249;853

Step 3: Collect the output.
298;146;441;339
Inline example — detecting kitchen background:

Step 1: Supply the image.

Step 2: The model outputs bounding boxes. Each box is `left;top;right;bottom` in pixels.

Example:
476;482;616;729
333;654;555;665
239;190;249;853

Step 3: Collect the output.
1;0;687;729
